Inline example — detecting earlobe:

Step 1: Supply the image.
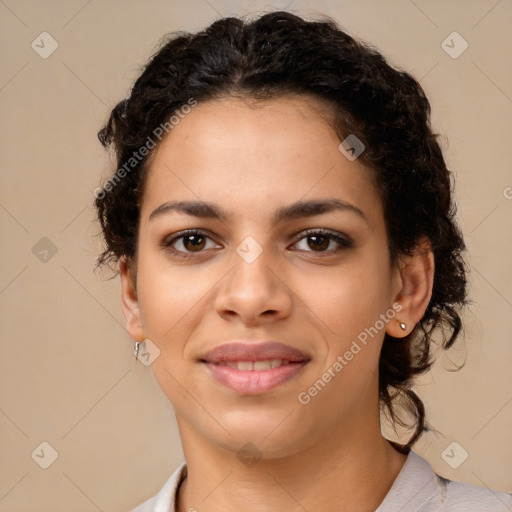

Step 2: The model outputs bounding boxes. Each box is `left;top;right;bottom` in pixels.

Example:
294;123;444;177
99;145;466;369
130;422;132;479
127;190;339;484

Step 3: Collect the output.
386;238;435;338
119;256;145;342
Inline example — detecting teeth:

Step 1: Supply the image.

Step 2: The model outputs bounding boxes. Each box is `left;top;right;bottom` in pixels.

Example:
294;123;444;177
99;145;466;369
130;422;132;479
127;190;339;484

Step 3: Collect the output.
221;359;291;370
254;360;271;371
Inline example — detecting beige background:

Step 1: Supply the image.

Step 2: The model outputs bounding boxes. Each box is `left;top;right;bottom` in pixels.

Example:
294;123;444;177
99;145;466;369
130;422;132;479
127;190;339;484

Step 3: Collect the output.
1;0;511;510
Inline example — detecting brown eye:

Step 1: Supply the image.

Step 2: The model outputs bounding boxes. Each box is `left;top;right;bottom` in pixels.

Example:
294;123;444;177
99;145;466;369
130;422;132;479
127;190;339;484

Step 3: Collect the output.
162;229;221;258
182;234;206;252
306;234;330;251
292;229;352;254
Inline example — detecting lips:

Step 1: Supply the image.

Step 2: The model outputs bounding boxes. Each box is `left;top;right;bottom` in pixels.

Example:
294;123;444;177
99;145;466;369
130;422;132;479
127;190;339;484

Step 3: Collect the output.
201;341;310;364
200;341;310;394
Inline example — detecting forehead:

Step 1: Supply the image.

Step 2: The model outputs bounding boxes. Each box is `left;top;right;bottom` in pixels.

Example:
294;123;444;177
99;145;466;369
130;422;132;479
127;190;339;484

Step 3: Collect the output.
141;95;382;226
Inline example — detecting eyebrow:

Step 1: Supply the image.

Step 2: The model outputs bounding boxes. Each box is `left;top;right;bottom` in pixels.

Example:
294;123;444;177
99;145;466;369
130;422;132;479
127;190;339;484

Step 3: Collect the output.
148;198;367;224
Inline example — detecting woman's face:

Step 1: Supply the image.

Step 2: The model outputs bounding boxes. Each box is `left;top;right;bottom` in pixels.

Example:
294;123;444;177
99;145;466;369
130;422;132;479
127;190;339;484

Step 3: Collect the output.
121;95;404;457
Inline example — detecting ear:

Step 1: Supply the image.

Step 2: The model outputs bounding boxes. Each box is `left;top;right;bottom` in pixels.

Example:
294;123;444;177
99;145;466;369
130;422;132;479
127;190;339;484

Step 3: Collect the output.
119;256;145;342
386;237;435;338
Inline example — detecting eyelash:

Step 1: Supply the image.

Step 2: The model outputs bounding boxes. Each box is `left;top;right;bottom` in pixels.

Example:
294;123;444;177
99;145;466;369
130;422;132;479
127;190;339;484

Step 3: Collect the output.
161;228;352;259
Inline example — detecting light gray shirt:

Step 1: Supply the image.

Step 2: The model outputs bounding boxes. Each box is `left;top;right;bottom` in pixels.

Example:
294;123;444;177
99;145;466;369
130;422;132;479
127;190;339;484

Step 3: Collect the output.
131;450;512;511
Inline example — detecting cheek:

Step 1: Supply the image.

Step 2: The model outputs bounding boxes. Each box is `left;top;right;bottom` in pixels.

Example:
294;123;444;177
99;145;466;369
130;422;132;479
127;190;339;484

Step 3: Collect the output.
136;256;213;350
135;260;211;404
299;260;390;340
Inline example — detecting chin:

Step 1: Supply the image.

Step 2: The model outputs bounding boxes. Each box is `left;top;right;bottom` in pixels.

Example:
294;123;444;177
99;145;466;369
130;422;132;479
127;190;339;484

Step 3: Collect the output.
210;406;313;458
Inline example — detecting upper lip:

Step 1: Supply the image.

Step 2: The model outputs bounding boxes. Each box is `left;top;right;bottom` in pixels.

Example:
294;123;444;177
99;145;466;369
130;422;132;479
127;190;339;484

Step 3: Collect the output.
200;341;311;363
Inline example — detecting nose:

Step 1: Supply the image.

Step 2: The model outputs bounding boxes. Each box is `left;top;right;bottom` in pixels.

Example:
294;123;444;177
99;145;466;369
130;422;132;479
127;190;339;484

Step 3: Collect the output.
214;248;293;326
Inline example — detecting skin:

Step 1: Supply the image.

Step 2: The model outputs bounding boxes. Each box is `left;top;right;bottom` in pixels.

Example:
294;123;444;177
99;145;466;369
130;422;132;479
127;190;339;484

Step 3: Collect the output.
120;95;434;512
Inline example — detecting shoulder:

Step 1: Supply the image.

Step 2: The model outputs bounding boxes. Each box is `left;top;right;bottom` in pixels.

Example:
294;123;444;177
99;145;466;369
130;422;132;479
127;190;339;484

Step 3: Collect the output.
129;495;157;512
442;476;512;511
128;462;187;512
378;450;512;511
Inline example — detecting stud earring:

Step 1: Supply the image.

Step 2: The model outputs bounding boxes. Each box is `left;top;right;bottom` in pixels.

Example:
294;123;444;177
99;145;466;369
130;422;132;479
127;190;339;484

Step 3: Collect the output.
399;322;406;331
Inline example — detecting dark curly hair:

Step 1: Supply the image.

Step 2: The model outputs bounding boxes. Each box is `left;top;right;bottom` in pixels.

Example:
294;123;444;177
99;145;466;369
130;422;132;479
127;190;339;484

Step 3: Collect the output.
95;11;468;447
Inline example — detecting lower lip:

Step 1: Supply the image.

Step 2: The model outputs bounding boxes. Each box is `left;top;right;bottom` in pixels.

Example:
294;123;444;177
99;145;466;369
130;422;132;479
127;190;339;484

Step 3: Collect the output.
203;361;309;394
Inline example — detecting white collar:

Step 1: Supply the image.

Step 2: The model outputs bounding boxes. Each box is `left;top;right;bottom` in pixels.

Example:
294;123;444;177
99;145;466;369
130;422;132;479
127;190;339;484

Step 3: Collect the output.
152;450;439;512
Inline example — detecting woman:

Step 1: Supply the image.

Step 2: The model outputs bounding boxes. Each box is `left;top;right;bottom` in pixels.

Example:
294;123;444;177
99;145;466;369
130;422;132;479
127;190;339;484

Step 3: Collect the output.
94;11;511;512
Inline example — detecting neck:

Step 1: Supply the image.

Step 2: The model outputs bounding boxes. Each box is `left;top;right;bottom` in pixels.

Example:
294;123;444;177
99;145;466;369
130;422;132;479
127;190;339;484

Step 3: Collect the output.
175;415;408;512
